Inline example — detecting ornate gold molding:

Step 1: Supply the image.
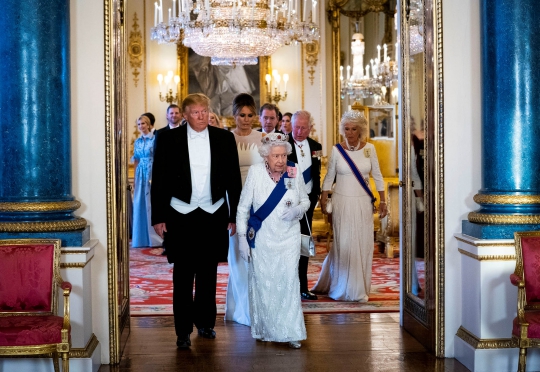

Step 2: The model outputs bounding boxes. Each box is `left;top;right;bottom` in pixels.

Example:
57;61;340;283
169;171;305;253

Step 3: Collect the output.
473;194;540;205
7;334;99;359
404;295;427;323
128;12;143;87
305;40;319;86
456;326;517;349
458;248;515;261
60;256;94;269
468;212;540;224
0;218;87;232
0;200;81;212
69;334;99;358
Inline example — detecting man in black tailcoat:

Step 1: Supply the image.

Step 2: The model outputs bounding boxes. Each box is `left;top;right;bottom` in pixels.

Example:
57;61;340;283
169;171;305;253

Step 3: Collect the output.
151;93;242;349
287;110;322;301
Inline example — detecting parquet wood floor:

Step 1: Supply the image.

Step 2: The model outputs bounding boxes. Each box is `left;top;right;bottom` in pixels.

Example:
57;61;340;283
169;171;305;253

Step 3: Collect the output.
99;313;470;372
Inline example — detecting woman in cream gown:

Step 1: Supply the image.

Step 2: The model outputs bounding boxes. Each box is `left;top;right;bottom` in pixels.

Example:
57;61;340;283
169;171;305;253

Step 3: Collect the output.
225;94;263;326
313;110;387;302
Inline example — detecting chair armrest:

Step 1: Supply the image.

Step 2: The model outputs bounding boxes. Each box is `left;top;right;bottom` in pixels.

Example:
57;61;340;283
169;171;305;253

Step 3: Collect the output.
61;281;72;293
510;273;524;287
60;281;71;343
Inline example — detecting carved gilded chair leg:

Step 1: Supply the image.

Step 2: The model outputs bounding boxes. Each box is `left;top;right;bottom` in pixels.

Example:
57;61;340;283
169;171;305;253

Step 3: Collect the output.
62;352;69;372
53;352;60;372
518;347;527;372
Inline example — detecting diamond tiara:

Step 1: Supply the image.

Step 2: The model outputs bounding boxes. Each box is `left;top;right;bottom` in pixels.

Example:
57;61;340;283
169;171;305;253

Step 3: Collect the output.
341;110;366;122
261;132;289;144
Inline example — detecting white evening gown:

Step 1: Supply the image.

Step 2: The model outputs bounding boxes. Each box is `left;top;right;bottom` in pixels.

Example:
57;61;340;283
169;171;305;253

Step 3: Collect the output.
236;163;310;342
312;143;384;302
225;130;263;326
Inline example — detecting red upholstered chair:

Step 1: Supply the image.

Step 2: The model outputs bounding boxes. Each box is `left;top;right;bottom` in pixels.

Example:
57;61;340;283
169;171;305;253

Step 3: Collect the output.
0;239;71;372
510;231;540;372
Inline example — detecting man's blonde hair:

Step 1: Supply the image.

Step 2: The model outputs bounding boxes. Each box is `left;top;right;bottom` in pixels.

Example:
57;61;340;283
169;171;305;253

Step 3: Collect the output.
182;93;210;112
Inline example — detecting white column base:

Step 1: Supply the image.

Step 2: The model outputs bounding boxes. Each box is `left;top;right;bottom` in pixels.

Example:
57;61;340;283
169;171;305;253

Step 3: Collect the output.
453;233;540;372
455;333;540;372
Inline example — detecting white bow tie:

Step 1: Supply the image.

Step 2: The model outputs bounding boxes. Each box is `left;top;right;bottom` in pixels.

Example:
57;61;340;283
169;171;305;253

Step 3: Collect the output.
189;132;207;139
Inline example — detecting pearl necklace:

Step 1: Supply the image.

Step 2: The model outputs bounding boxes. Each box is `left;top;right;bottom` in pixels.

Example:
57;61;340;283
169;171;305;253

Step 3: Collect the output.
345;138;361;151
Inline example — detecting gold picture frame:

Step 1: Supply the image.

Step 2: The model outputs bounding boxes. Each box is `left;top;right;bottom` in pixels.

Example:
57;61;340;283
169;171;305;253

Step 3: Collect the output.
177;44;270;127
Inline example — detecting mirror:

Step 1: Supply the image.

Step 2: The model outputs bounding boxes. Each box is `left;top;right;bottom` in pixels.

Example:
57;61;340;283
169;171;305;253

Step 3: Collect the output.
405;0;425;302
332;1;400;256
330;0;445;354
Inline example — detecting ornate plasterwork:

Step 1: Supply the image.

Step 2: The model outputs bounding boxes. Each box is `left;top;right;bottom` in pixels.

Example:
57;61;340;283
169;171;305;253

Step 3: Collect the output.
128;13;143;87
305;40;319;86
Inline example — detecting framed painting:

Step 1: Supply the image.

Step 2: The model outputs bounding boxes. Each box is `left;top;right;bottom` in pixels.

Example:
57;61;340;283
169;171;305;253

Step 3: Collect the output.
177;45;269;119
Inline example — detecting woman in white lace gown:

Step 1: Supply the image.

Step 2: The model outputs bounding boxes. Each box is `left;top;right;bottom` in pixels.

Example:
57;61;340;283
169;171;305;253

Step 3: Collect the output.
225;94;264;326
313;110;387;302
236;133;310;348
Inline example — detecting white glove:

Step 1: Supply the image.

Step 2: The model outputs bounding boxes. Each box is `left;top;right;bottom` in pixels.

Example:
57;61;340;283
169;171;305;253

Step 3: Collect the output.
281;206;304;221
239;237;251;263
415;197;425;213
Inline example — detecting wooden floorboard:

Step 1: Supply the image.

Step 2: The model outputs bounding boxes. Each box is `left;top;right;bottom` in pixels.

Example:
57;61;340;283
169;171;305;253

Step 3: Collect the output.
99;313;470;371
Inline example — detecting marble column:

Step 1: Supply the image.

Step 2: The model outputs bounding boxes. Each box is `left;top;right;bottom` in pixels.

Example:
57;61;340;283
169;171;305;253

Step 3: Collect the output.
462;0;540;240
456;2;540;371
0;0;88;245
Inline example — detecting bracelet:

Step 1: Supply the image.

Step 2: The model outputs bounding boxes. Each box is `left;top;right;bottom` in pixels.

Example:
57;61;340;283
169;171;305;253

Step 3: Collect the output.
380;201;386;204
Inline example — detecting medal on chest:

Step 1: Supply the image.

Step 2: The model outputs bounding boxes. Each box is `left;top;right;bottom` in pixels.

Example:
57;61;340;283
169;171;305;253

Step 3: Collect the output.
285;179;294;190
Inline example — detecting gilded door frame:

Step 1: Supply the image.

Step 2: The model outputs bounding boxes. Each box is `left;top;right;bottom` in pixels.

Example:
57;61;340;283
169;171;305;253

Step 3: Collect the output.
328;0;445;356
105;0;131;364
400;0;445;356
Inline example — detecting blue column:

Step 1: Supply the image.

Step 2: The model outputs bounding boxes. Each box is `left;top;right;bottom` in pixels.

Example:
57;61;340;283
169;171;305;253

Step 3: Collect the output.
0;0;87;245
463;0;540;239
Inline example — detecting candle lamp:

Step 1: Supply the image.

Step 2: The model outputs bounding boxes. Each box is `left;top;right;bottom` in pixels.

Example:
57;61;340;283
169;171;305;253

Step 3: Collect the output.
157;70;180;104
265;69;288;104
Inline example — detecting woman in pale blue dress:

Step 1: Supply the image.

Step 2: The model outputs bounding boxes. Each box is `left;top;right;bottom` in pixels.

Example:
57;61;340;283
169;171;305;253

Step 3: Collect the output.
225;94;264;326
132;114;163;248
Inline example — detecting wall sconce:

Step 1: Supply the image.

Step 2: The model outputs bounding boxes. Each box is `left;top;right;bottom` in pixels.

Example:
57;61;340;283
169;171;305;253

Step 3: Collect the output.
157;70;180;104
265;69;288;105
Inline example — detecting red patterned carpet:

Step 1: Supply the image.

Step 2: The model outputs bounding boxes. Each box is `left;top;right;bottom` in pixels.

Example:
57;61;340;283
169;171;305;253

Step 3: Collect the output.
130;242;404;315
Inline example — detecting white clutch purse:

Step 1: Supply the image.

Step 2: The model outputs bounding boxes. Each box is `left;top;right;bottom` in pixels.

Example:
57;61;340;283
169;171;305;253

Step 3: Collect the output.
325;199;333;214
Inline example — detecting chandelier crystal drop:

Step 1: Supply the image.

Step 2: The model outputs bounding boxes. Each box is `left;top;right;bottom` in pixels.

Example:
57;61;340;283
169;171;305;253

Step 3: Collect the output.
151;0;320;66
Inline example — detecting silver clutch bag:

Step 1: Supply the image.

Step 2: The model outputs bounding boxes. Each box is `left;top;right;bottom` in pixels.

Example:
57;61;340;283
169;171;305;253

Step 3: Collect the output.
300;214;316;257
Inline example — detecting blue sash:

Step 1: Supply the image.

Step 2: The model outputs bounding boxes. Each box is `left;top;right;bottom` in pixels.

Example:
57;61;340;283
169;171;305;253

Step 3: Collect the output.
246;161;295;248
335;144;376;204
302;166;311;184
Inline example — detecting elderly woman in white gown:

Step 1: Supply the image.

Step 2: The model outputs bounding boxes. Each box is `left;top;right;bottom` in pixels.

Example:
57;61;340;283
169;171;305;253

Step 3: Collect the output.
236;133;310;349
313;110;387;302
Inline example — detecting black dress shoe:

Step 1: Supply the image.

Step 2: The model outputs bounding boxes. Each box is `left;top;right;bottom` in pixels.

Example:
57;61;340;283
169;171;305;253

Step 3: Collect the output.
198;328;216;339
301;291;318;300
176;334;191;349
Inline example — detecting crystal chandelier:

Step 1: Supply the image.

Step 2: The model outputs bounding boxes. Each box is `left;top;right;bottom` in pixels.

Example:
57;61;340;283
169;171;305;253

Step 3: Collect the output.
151;0;320;66
340;42;398;102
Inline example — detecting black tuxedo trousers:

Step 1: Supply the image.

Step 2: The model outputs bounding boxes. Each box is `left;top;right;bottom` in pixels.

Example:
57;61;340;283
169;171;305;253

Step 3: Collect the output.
166;203;229;335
